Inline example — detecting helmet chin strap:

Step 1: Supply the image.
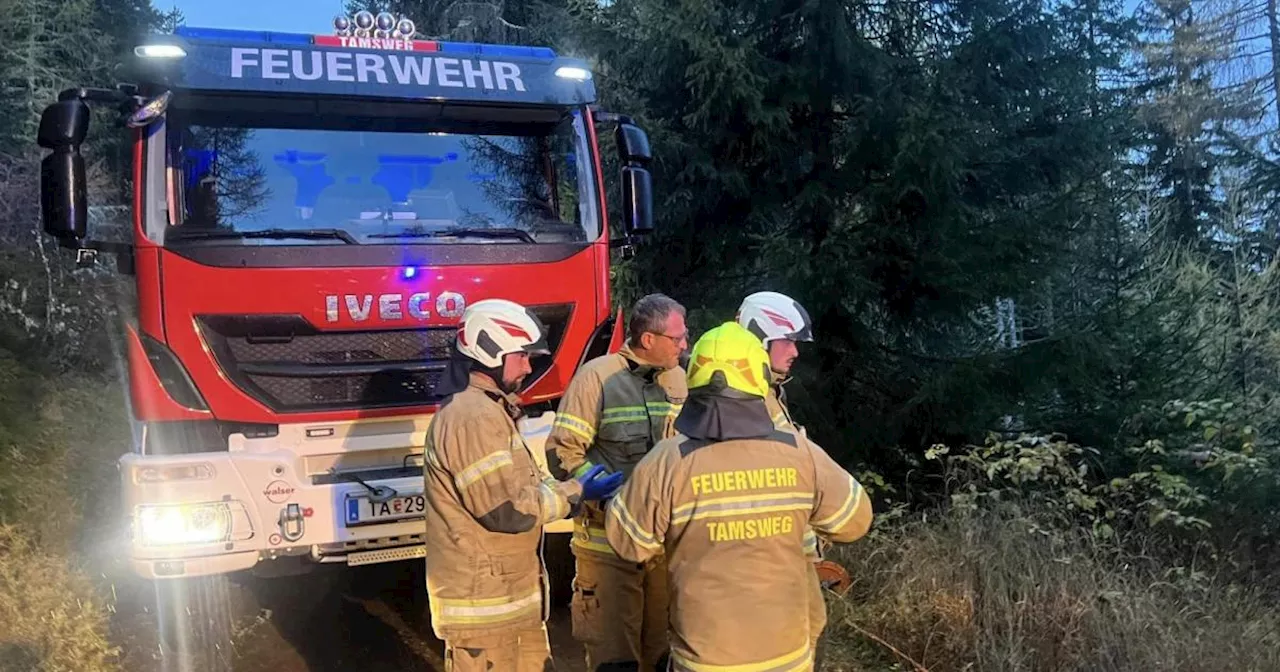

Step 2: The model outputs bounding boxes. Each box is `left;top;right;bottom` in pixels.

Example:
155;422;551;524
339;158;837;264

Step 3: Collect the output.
496;375;520;395
472;362;519;394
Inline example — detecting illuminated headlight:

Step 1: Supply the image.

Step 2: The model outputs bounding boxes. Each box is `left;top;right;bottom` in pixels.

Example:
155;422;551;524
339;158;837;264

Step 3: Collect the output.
134;44;187;59
136;502;237;547
554;66;592;81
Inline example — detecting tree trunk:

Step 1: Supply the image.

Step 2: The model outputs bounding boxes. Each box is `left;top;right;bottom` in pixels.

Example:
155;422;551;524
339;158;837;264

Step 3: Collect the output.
1268;0;1280;129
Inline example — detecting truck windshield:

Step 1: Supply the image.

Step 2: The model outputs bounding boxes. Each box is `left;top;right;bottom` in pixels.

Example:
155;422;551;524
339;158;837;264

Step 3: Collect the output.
161;109;599;246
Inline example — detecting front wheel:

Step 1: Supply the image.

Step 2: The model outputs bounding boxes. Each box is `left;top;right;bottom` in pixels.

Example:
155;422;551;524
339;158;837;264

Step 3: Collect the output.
152;574;237;671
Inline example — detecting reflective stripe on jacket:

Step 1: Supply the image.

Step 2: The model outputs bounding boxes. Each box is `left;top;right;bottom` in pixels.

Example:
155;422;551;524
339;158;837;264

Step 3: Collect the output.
422;372;582;640
765;379;823;561
546;344;687;556
604;428;873;670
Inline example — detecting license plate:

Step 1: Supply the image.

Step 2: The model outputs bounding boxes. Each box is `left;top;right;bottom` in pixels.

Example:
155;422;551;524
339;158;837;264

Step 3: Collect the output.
344;492;426;526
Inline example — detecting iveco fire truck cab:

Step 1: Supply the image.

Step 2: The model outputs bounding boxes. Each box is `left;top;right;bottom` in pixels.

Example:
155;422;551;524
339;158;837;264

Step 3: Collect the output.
35;13;654;582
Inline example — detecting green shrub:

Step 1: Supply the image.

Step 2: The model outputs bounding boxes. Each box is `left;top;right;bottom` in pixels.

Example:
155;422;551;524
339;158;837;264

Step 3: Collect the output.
925;404;1280;551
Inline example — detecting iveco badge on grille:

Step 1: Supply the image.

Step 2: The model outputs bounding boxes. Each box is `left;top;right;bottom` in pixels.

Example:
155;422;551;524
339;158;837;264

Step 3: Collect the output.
325;292;466;322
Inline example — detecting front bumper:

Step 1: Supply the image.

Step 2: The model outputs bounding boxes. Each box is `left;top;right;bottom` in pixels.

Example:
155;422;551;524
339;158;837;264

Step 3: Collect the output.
123;411;571;580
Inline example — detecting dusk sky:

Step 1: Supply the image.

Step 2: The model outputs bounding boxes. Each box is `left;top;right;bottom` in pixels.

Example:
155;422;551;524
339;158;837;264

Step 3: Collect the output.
167;0;346;34
162;0;1275;124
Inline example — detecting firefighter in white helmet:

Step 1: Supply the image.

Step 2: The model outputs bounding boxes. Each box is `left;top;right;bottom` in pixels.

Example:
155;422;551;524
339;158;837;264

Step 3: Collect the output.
736;291;833;663
422;298;624;671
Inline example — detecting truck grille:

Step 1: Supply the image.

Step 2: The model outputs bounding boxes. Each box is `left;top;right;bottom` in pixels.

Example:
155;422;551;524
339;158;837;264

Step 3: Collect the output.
195;304;572;412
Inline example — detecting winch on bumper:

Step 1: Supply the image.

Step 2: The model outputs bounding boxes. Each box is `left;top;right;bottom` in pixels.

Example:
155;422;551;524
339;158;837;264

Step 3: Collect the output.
122;411;570;580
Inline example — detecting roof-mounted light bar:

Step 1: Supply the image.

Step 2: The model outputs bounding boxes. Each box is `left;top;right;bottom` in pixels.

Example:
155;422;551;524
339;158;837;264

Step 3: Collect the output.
334;11;416;40
134;44;186;59
164;20;561;60
554;66;592;81
438;42;556;59
173;26;312;44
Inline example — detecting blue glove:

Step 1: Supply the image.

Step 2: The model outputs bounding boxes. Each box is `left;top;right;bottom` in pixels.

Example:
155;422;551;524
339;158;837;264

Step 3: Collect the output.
577;464;624;501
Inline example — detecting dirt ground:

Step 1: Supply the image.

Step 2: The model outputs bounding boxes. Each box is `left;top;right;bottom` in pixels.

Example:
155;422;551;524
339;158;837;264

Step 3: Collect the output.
107;538;587;672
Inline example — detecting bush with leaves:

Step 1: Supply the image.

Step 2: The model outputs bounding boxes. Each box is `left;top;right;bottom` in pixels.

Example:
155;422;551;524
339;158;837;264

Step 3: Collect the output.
1113;399;1280;561
924;413;1275;549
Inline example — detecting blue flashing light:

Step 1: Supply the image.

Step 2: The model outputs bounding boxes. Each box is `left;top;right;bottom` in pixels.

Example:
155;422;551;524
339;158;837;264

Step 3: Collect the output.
402;267;418;280
438;42;556;59
173;26;314;45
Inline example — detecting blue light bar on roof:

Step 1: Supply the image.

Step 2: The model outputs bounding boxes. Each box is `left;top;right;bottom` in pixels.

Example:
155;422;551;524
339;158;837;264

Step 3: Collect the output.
173;25;313;45
438;42;556;59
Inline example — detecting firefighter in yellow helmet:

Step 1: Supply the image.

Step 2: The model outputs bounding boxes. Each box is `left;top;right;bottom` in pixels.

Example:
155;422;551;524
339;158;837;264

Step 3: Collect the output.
422;299;625;671
736;291;831;663
604;321;873;671
546;293;688;671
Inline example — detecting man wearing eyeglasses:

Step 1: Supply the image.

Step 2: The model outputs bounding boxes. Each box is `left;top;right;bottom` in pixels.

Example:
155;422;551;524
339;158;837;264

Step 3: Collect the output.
547;293;689;672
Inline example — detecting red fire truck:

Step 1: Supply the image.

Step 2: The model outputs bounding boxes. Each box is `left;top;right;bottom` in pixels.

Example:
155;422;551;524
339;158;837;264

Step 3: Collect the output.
36;10;653;659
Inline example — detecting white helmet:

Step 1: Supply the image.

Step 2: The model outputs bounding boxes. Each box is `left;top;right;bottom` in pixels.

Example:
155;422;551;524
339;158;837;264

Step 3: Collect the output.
456;299;551;369
736;291;814;346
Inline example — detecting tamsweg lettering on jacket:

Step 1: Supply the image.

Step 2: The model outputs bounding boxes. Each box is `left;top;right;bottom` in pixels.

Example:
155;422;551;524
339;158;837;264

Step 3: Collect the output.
708;515;794;542
229;48;526;92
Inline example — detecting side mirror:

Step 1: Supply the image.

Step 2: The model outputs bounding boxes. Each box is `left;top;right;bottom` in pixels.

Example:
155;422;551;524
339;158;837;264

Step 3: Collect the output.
38;99;90;149
36;100;90;244
616;121;651;164
615;121;653;236
621;165;653;236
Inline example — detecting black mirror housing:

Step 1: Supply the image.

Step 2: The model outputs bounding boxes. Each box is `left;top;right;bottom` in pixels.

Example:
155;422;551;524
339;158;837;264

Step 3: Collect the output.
599;112;655;237
37;99;90;150
38;99;90;244
616;122;651;164
621;165;653;236
41;150;88;243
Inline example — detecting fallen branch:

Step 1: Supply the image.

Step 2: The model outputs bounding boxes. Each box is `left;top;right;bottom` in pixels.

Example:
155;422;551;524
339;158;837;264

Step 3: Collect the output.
842;617;932;672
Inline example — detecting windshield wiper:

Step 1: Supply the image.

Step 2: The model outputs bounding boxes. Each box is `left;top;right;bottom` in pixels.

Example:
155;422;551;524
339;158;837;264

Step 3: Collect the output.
168;228;358;244
367;227;536;243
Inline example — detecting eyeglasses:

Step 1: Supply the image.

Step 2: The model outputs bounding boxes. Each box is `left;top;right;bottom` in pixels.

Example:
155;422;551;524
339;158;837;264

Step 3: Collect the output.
649;331;688;346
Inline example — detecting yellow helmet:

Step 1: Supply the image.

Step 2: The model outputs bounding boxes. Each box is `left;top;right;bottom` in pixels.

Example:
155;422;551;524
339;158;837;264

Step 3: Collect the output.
685;321;772;399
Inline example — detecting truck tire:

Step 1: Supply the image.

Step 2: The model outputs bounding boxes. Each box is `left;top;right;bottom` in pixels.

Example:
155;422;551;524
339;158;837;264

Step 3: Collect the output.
543;532;576;607
153;574;237;671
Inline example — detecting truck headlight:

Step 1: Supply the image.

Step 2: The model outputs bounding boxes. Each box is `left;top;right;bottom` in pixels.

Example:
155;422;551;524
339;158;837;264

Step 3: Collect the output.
136;502;242;547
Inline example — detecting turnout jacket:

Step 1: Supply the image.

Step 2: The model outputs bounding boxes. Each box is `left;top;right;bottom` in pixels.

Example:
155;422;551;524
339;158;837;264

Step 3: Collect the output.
422;372;582;640
546;344;686;556
604;427;873;671
764;375;822;561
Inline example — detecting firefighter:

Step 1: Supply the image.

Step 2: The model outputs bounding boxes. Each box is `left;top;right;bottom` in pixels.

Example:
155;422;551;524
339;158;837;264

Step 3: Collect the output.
422;298;625;671
603;321;873;671
736;291;830;661
546;293;689;671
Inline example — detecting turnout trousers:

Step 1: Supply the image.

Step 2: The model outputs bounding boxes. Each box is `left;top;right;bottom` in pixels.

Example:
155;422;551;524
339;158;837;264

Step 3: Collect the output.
443;624;554;672
570;548;671;671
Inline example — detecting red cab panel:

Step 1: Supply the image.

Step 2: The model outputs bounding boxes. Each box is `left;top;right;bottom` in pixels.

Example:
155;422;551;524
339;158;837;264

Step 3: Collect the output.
126;323;212;422
154;245;603;424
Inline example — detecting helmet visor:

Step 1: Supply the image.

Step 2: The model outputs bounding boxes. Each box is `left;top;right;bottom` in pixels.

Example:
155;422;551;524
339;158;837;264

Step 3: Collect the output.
521;309;552;356
790;300;814;342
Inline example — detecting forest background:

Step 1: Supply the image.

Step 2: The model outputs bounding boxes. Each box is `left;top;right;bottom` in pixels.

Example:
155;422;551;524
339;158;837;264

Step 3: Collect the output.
3;0;1280;668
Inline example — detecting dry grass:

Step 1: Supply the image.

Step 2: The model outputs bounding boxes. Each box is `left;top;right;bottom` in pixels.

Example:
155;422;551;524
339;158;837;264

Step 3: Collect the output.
0;525;119;671
0;349;128;671
823;506;1280;672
